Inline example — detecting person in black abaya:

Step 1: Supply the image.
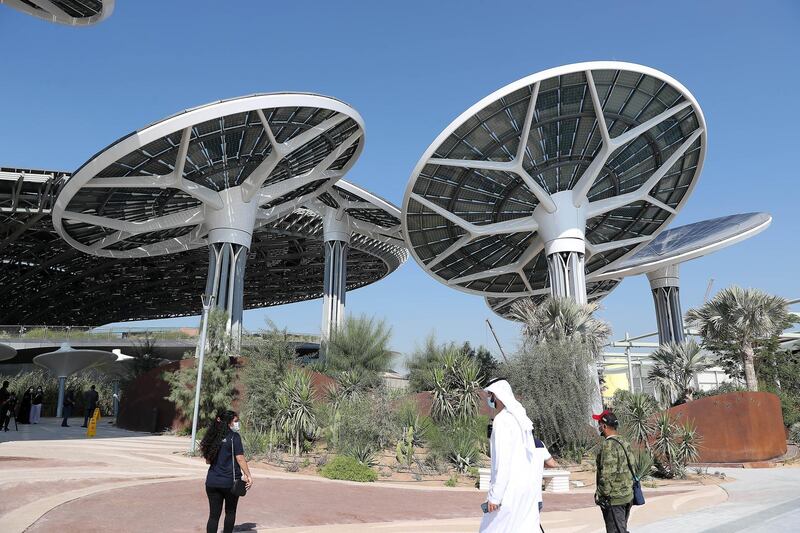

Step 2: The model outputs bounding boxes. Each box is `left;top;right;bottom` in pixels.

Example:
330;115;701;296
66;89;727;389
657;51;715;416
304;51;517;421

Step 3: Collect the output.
18;387;33;424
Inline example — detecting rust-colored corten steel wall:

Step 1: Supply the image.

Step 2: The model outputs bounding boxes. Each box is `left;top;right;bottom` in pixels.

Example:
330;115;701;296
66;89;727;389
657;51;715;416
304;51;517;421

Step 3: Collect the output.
668;391;786;463
117;360;335;433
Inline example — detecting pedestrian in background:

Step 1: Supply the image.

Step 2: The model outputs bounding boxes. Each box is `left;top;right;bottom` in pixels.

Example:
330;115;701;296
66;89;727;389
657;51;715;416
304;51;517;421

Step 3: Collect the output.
61;389;75;427
594;410;634;533
81;385;99;427
18;387;33;424
200;409;253;533
30;386;43;424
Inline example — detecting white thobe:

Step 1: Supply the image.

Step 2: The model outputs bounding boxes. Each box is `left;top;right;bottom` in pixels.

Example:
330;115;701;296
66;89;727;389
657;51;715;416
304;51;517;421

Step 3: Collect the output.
479;410;540;532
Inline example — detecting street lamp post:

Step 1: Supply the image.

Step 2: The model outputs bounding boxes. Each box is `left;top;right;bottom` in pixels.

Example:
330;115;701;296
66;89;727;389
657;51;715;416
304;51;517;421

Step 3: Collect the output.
190;294;215;454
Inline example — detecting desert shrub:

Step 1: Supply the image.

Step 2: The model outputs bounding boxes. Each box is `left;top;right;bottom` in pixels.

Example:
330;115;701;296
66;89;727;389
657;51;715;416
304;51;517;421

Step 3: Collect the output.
615;392;658;448
504;339;596;454
559;431;600;464
694;382;746;399
239;426;270;459
428;416;487;473
335;388;403;455
444;474;459;487
163;309;236;427
320;455;378;482
240;325;295;434
651;412;702;479
789;423;800;444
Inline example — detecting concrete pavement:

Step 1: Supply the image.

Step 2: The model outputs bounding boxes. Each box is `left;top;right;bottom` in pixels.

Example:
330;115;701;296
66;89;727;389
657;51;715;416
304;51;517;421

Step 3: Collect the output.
1;418;733;532
637;466;800;533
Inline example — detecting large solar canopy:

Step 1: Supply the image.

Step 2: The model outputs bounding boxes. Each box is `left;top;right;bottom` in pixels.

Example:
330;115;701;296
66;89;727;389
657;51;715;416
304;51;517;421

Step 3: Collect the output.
1;168;406;325
486;279;620;320
0;0;113;25
53;93;365;258
592;212;772;280
403;61;706;298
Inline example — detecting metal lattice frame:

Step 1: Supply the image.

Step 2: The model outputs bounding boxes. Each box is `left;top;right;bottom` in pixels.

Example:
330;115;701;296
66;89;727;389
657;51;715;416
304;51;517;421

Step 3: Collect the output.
308;180;405;339
1;169;406;326
403;61;707;301
0;0;114;26
486;279;620;321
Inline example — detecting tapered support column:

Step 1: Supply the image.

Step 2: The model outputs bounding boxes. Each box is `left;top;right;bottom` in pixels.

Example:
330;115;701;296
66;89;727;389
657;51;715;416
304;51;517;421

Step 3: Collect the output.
546;251;588;304
56;376;66;418
321;211;352;342
647;265;684;345
322;240;349;340
205;242;248;351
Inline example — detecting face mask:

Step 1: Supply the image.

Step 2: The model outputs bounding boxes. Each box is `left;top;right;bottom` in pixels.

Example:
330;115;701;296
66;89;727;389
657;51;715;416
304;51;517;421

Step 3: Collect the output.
231;421;240;432
487;397;496;410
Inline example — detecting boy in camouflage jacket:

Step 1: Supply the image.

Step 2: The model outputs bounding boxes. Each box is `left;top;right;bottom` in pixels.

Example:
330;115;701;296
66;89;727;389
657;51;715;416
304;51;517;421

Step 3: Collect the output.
593;410;634;533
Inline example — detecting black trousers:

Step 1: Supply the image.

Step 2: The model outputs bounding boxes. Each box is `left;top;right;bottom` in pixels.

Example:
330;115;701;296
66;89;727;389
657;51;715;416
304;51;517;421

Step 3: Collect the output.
62;405;72;426
601;502;632;533
206;485;239;533
82;406;96;427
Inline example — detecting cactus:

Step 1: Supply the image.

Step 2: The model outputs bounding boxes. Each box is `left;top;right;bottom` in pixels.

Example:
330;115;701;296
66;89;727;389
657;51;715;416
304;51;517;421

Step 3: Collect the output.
396;425;415;467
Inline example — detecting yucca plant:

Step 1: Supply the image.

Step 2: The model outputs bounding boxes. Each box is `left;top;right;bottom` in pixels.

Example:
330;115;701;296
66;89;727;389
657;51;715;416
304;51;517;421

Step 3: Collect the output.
675;420;703;476
616;392;658;449
276;369;318;456
428;349;482;423
631;447;655;480
687;286;793;391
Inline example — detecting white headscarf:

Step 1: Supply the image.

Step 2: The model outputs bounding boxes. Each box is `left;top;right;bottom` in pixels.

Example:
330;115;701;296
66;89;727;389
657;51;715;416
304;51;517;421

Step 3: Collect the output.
486;379;536;459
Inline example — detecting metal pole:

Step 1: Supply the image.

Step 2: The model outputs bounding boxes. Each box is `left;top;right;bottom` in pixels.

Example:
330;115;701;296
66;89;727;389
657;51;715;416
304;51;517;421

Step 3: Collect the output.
485;319;509;363
625;332;634;393
190;294;214;454
112;379;120;421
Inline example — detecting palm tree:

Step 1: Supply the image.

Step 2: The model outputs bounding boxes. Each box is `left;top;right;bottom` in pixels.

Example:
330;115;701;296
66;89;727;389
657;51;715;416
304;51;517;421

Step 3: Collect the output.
325;314;394;387
276;369;317;456
648;340;712;407
511;297;611;357
686;286;793;391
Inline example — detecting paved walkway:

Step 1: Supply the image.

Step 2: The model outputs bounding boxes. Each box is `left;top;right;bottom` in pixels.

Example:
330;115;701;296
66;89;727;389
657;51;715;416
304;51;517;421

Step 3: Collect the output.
1;418;729;532
637;466;800;533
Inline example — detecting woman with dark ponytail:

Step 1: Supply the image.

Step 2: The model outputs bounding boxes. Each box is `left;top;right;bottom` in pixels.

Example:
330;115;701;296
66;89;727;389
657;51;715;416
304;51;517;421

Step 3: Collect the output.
200;409;253;533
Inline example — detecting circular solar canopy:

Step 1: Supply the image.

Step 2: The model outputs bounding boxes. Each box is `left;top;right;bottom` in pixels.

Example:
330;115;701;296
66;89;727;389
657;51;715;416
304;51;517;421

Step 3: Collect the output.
486;279;621;321
53;93;365;258
592;213;772;280
1;0;113;25
33;343;117;377
0;342;16;362
316;180;404;244
402;61;706;297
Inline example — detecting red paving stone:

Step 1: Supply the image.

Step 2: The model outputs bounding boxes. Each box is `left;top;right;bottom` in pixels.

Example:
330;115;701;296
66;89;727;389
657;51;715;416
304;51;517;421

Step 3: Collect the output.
25;476;688;533
0;478;130;516
25;478;611;532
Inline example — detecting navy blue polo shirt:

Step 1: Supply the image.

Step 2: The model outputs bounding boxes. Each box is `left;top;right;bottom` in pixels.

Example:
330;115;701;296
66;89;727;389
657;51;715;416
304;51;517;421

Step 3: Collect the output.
206;431;244;488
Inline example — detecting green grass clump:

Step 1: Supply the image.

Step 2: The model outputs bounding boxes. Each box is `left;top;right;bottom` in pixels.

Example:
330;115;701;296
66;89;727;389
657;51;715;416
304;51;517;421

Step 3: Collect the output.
320;455;378;482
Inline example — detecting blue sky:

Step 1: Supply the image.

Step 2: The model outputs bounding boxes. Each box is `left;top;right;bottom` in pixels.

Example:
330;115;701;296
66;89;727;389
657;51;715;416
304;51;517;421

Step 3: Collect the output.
1;1;798;363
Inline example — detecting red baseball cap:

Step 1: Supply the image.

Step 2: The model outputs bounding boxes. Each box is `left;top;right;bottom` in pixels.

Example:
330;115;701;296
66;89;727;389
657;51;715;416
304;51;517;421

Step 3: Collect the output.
592;410;618;426
592;409;612;421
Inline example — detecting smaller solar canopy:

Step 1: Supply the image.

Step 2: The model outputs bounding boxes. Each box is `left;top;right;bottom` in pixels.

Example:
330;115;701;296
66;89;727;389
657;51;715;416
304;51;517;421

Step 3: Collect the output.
33;343;116;417
0;0;113;25
592;212;772;343
309;180;405;339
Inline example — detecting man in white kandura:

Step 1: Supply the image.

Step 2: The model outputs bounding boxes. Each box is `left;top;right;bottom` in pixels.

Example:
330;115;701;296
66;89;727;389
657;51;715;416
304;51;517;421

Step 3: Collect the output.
480;378;540;532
